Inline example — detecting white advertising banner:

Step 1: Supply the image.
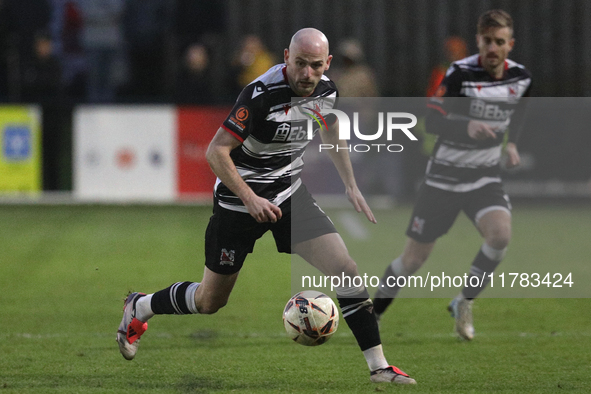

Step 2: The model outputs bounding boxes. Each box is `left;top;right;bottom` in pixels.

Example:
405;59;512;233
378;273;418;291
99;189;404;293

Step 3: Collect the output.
74;106;176;202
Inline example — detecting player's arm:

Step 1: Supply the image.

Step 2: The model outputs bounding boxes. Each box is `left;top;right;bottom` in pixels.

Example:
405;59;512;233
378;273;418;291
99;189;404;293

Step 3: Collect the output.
206;128;282;223
426;65;497;141
318;119;376;224
504;80;532;168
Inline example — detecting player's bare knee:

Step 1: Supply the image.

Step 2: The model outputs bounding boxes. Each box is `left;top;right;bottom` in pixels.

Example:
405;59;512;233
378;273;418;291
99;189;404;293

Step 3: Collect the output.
341;257;359;277
327;255;358;277
402;239;434;273
487;235;510;250
485;227;511;250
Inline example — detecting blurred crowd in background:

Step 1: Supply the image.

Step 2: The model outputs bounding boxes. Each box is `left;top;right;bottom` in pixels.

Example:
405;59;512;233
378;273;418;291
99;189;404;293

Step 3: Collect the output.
3;0;591;106
0;0;472;106
0;0;227;104
2;0;590;196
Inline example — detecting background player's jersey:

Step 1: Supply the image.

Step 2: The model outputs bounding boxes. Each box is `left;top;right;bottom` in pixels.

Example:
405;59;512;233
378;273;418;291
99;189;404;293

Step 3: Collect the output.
425;54;532;192
217;64;338;212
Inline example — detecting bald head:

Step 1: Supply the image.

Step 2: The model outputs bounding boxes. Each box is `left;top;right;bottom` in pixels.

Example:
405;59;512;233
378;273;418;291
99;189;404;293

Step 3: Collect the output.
284;28;332;96
289;28;330;58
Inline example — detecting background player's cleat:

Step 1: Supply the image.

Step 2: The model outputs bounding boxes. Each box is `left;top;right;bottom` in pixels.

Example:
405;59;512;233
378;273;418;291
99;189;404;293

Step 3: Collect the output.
117;292;148;360
448;294;474;340
370;365;417;384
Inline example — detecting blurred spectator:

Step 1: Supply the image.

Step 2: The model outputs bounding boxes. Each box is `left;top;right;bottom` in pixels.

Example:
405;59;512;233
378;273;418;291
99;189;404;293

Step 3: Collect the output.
0;0;52;101
175;43;214;105
122;0;173;100
173;0;226;102
57;0;87;100
330;39;379;97
329;40;400;197
79;0;125;102
416;36;469;161
230;35;274;93
426;36;468;97
21;30;63;103
0;0;52;61
61;1;84;54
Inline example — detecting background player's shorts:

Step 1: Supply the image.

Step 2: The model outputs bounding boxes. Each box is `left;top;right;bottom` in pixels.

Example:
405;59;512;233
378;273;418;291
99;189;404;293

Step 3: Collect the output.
405;182;512;243
205;184;337;275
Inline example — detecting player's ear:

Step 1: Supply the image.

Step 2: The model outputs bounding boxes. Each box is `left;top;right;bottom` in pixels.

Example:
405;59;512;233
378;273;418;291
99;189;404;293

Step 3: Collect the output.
284;48;289;63
325;54;333;70
508;37;515;52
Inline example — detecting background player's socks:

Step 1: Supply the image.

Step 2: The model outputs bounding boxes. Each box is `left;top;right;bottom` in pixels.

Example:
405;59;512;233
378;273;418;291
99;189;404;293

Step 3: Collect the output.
374;257;409;315
337;287;385;369
134;294;154;322
149;282;201;316
462;243;505;299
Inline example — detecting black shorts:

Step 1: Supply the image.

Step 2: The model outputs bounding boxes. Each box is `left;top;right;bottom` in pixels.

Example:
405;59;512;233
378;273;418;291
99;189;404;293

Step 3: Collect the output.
405;182;512;243
205;184;337;275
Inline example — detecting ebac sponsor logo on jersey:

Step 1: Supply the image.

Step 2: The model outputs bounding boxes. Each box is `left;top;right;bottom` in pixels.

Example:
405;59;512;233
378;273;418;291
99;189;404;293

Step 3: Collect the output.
469;99;514;121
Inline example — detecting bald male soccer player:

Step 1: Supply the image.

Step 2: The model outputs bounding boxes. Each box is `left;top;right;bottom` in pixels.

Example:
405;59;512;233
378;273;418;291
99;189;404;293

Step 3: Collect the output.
117;28;416;385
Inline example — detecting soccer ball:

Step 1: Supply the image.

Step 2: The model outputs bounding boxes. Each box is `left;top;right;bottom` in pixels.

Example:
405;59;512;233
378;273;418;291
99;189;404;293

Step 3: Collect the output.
283;290;339;346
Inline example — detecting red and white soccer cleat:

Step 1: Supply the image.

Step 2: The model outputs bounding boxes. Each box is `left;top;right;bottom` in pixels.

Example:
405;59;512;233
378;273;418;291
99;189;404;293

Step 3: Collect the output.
370;365;417;384
116;292;148;360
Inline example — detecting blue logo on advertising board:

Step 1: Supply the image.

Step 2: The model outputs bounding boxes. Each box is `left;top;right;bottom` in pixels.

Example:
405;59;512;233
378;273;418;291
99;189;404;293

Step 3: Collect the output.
3;126;31;161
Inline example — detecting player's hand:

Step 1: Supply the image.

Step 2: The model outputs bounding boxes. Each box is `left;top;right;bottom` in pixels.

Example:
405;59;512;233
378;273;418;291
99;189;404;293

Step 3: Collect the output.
467;120;497;140
244;195;282;223
346;186;377;224
505;142;521;168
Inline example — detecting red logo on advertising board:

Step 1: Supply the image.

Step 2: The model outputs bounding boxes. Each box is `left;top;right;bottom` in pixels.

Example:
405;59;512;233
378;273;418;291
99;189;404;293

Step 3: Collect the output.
116;148;135;169
177;107;232;200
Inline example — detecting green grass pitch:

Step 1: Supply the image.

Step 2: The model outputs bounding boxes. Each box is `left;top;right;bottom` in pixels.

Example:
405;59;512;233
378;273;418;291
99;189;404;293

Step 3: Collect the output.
0;203;590;393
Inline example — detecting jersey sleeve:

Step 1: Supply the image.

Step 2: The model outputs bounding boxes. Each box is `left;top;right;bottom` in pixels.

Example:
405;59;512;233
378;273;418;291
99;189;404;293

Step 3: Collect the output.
221;82;267;142
425;64;470;139
507;76;532;144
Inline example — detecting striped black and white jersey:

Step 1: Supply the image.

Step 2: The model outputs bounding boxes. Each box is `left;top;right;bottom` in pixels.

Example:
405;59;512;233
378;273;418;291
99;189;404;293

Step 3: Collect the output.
218;64;338;212
425;54;532;192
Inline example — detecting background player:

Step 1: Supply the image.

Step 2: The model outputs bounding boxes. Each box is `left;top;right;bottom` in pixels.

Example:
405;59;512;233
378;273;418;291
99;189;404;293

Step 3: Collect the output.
117;28;416;385
373;10;532;340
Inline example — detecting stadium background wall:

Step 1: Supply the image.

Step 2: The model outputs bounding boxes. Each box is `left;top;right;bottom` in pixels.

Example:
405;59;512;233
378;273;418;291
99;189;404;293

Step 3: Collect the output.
0;102;589;202
226;0;591;97
1;0;591;202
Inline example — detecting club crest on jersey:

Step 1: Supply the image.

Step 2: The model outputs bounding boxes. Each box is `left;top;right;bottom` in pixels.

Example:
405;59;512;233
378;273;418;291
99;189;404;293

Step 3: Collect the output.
272;122;309;142
507;83;519;98
220;248;235;266
411;216;425;235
